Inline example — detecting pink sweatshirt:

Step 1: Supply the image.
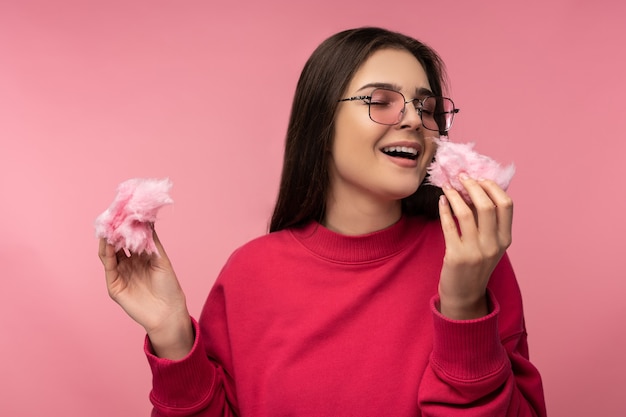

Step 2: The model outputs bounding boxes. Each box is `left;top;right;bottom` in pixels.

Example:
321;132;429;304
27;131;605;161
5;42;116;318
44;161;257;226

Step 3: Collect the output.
146;216;546;416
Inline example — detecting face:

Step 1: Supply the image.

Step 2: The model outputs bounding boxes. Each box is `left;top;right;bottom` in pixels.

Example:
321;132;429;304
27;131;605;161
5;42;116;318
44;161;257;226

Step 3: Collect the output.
329;48;439;210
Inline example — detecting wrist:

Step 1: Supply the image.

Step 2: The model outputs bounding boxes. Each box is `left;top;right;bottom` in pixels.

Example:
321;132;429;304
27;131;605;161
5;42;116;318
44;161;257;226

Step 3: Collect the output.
438;292;489;320
147;312;194;360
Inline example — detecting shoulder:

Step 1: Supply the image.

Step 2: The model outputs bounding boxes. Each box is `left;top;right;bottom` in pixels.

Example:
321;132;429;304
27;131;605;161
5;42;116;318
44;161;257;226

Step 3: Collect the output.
216;229;299;278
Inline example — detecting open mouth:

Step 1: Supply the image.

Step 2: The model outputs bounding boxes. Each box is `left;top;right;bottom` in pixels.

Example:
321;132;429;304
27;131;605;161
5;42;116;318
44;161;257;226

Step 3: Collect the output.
381;146;419;160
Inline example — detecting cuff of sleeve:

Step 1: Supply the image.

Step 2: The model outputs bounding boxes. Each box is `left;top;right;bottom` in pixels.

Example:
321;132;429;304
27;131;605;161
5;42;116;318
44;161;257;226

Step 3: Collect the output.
430;289;509;381
145;317;216;408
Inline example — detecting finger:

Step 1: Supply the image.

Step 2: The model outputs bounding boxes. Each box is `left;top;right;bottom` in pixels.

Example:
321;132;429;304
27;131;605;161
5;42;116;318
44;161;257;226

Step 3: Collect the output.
457;175;498;237
98;238;117;269
441;183;478;241
151;228;173;267
152;227;165;254
438;194;462;245
477;179;514;245
98;238;123;290
98;237;107;262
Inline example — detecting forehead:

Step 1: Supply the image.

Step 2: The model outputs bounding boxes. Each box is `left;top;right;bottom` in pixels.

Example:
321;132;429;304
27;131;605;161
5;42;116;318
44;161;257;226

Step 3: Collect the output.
346;48;431;93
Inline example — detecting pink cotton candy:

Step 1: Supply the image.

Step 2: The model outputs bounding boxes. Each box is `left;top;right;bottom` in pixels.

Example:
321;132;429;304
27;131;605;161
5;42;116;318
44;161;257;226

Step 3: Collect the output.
94;178;173;255
427;138;515;203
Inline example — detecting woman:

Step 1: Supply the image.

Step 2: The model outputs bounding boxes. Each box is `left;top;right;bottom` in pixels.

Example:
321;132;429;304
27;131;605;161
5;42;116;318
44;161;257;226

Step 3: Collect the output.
99;27;546;416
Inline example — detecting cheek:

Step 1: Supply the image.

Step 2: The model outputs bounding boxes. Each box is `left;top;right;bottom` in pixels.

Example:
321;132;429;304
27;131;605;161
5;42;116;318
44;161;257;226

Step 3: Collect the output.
334;104;388;139
333;123;370;158
332;107;393;165
424;137;438;162
335;111;367;140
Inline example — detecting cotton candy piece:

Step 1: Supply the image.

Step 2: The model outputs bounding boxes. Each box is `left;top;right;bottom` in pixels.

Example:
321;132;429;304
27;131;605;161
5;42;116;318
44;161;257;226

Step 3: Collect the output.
95;178;173;255
427;138;515;203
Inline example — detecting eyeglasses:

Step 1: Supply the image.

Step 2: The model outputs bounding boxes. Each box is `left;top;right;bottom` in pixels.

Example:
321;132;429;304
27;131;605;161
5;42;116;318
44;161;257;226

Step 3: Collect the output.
338;88;460;132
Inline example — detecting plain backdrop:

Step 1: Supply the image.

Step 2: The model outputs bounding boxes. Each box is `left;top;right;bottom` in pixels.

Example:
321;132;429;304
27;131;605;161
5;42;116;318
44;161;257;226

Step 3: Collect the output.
1;0;625;415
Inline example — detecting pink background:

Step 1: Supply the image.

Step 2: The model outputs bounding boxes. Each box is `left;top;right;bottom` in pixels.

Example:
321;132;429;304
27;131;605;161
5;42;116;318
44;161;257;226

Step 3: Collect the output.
1;1;625;415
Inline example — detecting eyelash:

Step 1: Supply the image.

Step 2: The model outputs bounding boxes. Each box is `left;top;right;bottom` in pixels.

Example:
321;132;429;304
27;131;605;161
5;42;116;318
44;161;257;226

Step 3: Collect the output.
365;98;391;106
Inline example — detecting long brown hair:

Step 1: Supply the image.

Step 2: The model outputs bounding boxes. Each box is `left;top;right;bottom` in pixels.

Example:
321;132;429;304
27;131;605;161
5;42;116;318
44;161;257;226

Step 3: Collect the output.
270;27;447;233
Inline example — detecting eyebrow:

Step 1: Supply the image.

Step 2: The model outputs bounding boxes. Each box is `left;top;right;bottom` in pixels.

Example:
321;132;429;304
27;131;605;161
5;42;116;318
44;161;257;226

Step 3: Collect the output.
356;82;434;97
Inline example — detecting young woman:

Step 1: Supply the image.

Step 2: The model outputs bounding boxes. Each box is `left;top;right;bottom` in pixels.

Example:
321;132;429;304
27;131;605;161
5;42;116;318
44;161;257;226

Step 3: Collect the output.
99;27;546;416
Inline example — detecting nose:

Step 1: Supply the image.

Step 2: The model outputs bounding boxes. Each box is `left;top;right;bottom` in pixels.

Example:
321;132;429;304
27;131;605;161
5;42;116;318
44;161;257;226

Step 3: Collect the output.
397;99;423;129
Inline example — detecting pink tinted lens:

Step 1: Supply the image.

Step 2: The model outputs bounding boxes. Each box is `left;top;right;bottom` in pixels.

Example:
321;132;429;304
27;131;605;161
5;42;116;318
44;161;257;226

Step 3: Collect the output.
422;97;454;131
369;89;403;124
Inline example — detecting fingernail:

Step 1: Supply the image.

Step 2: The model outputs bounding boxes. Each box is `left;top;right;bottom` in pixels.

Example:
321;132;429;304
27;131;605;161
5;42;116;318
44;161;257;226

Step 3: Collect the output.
459;172;469;181
439;195;448;205
442;183;452;190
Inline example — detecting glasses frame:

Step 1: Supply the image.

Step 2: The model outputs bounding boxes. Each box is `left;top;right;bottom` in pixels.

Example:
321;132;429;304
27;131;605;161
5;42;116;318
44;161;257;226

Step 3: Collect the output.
338;88;460;132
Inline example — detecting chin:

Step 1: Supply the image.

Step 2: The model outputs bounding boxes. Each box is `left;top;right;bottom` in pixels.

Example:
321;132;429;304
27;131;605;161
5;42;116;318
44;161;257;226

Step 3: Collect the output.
385;183;421;201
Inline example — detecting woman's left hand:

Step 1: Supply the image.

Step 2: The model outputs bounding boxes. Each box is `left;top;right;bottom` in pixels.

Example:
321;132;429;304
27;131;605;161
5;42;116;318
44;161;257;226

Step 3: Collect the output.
437;174;513;320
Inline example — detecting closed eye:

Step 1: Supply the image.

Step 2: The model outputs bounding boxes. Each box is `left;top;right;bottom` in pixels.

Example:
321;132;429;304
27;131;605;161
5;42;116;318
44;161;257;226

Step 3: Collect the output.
369;100;393;106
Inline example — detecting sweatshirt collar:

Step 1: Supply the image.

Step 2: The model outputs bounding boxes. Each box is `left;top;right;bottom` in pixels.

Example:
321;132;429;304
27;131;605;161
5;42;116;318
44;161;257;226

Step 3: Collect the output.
289;216;424;263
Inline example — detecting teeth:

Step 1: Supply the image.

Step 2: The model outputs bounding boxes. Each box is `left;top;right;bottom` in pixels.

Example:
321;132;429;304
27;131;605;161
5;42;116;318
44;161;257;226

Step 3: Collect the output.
382;146;418;155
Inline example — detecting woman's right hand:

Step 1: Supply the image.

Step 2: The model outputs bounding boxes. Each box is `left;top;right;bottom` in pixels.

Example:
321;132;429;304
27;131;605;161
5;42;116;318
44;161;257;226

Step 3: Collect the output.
98;229;194;360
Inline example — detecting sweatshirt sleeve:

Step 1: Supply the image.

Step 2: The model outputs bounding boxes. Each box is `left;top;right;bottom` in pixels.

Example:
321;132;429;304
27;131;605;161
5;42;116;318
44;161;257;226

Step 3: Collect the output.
418;255;547;417
145;317;238;417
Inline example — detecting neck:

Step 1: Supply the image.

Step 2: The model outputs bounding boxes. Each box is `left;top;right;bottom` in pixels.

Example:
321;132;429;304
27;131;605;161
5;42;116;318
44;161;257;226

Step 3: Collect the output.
323;193;402;236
